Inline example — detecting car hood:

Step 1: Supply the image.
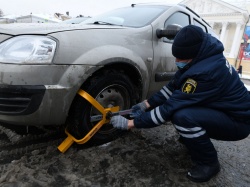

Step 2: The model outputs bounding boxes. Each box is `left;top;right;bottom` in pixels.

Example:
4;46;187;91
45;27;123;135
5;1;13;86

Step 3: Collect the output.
0;23;125;35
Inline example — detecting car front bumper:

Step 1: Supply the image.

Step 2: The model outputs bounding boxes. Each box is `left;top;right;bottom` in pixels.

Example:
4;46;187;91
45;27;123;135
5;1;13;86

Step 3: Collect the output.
0;85;46;115
0;63;94;126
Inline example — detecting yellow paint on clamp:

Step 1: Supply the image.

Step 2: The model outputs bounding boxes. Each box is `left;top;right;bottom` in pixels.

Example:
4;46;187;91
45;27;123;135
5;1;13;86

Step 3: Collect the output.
58;89;119;153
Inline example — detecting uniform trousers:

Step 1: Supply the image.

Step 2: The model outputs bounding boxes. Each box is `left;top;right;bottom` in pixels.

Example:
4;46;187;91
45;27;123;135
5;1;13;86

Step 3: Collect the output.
171;107;250;164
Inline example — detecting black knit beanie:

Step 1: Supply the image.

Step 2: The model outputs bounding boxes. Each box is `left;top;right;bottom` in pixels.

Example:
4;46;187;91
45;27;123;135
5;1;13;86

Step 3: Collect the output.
172;25;204;59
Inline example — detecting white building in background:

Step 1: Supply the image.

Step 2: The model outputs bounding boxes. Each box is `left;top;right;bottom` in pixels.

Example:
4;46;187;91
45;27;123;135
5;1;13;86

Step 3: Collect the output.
16;14;61;23
181;0;249;69
0;14;20;24
0;12;71;24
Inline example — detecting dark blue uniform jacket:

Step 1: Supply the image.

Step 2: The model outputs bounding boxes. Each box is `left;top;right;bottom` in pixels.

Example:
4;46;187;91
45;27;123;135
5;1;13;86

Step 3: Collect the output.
134;32;250;128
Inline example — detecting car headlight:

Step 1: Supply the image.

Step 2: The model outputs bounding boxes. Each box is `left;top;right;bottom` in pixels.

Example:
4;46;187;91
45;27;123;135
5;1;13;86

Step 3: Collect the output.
0;36;56;64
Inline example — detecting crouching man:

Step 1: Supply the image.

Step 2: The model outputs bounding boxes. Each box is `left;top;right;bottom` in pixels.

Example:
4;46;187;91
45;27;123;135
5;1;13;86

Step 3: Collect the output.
110;25;250;183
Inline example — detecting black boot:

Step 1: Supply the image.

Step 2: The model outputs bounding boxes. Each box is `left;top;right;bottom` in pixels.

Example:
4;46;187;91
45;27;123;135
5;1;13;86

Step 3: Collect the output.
186;161;220;183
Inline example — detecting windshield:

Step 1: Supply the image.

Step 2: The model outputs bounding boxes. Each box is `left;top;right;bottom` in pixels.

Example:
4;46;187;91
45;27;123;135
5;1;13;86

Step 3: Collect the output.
83;5;169;27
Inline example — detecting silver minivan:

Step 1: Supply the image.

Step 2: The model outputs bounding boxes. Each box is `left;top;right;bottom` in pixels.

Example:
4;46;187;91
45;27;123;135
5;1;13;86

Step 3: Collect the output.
0;3;216;144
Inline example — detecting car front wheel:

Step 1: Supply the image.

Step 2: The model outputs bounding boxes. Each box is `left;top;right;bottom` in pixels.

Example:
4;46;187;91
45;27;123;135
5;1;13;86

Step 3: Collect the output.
67;69;137;145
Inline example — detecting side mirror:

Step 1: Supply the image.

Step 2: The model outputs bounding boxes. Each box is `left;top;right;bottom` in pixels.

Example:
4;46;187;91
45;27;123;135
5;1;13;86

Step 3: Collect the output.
156;24;182;40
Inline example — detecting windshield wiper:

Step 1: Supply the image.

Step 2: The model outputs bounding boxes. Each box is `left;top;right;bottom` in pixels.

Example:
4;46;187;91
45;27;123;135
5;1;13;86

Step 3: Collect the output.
93;21;122;26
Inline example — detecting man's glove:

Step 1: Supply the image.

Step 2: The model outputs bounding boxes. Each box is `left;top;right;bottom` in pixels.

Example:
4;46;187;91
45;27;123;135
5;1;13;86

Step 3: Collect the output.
130;101;147;118
110;116;128;130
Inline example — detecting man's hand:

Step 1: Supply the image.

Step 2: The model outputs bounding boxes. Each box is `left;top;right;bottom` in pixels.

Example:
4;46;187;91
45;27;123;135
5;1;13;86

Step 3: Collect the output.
130;101;149;118
110;116;129;130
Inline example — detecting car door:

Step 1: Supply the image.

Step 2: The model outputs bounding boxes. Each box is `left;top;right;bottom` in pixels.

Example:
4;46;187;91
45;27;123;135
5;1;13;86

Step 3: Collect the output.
147;11;191;98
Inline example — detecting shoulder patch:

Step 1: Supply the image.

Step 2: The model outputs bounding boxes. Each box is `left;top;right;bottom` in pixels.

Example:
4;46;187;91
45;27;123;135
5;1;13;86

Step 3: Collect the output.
182;78;197;94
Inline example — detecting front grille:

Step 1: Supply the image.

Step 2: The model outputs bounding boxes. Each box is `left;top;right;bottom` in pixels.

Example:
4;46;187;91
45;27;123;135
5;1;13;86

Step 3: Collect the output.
0;85;46;115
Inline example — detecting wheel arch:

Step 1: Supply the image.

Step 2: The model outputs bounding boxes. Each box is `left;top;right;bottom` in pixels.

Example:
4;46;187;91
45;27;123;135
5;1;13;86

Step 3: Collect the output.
82;58;147;101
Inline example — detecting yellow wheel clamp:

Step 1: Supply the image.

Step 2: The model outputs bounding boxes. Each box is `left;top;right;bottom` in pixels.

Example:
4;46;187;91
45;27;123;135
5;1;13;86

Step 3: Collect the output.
58;89;120;153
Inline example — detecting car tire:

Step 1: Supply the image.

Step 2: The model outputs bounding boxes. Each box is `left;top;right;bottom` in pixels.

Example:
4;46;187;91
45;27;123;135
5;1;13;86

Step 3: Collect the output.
66;69;137;145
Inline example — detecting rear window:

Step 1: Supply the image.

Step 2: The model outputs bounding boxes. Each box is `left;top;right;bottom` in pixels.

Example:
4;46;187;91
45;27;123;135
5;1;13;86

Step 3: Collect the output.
83;5;169;28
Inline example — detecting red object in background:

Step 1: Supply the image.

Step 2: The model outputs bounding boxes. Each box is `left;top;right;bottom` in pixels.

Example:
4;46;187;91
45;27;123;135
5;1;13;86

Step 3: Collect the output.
238;33;249;61
238;33;250;69
239;44;244;60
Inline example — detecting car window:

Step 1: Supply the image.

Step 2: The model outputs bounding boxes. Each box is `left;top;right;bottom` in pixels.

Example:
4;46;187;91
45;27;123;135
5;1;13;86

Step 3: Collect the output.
164;12;190;43
193;19;207;32
83;5;170;28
